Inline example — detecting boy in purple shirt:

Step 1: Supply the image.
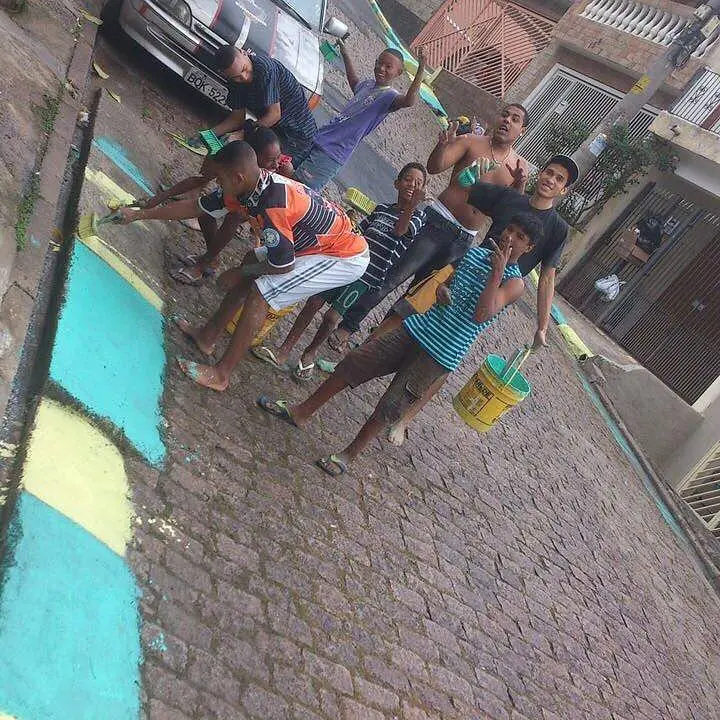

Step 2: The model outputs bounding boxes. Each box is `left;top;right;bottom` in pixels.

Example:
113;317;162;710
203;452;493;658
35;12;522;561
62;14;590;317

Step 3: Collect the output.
295;45;426;191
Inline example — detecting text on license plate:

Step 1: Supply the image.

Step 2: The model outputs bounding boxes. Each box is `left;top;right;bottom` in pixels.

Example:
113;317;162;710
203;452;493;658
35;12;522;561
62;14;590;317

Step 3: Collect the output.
184;68;228;105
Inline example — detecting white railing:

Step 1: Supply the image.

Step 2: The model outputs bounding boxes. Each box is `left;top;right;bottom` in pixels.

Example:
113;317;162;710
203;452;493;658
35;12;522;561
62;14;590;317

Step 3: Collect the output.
678;442;720;538
672;68;720;133
580;0;720;59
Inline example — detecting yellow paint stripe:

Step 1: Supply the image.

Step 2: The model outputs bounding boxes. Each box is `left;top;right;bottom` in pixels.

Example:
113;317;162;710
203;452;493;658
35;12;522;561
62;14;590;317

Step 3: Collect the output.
77;234;163;312
84;167;137;205
21;398;134;556
557;323;595;361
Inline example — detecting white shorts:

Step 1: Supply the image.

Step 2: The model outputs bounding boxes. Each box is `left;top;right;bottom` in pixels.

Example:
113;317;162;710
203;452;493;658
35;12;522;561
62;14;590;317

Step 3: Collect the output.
254;248;370;310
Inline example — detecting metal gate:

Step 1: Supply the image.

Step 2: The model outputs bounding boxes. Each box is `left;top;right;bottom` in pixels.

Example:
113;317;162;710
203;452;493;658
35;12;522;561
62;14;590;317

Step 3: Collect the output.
515;66;657;225
678;442;720;538
410;0;555;99
559;186;720;404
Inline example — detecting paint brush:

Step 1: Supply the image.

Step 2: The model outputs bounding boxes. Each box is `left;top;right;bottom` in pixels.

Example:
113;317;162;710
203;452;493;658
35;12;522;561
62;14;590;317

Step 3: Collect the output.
77;211;123;239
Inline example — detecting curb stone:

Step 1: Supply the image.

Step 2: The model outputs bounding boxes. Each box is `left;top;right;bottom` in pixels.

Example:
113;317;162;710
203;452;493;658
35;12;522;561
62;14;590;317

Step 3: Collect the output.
0;16;99;498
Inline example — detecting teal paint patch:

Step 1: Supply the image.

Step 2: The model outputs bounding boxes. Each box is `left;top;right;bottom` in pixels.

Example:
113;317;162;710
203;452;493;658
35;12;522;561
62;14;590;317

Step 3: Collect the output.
50;241;166;465
550;305;568;326
92;136;154;196
0;492;141;720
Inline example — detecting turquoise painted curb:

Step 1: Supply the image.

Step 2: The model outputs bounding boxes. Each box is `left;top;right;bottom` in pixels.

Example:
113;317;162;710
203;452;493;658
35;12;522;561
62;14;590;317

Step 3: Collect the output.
50;241;166;466
0;492;141;720
92;137;154;196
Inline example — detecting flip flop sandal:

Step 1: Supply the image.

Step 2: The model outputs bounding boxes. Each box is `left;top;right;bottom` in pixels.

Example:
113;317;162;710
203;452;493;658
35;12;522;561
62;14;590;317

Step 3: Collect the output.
178;254;218;275
256;395;297;427
292;359;315;383
316;455;348;477
170;265;206;286
316;357;338;373
250;345;286;370
171;315;216;356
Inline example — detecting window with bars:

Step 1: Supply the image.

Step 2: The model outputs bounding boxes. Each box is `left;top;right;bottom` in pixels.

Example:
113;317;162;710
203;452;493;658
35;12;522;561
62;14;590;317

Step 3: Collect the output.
679;442;720;538
671;67;720;133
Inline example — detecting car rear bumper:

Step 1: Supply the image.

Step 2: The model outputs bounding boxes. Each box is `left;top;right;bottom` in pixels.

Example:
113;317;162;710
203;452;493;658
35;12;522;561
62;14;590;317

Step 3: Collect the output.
118;0;230;102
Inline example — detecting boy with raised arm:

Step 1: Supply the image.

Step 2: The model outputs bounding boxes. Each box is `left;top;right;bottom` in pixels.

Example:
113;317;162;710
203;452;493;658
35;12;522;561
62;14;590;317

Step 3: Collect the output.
295;44;426;191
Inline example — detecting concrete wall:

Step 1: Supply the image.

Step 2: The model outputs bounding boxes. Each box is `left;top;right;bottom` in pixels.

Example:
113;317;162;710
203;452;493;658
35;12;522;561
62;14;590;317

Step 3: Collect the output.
506;40;677;109
435;71;501;128
589;356;704;476
661;395;720;487
551;0;701;93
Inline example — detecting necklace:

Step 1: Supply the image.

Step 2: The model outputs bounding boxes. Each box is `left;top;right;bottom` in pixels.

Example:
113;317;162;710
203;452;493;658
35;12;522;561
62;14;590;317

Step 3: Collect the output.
489;139;512;166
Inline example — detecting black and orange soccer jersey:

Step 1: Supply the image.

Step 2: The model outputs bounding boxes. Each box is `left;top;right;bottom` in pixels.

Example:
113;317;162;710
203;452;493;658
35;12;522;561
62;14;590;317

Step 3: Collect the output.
200;172;367;268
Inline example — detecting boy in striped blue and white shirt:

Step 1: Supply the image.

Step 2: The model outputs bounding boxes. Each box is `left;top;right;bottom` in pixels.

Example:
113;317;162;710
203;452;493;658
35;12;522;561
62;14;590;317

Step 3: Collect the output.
257;212;544;476
253;163;427;380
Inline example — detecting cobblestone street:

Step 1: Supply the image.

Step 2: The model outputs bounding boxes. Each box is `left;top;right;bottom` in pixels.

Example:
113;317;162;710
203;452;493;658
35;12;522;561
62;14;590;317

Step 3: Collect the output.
4;3;717;717
130;271;720;720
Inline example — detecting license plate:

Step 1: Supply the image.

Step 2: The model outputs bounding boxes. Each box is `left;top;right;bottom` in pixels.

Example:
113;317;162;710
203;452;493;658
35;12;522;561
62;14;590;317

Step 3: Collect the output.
184;68;228;105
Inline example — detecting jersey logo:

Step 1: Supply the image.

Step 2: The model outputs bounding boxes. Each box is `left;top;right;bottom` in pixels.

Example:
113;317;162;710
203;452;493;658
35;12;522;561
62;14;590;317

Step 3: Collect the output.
262;228;281;248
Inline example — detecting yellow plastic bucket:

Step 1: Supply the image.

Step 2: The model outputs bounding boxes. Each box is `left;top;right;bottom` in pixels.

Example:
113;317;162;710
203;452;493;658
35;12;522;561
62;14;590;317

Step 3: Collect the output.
453;354;531;433
226;304;295;347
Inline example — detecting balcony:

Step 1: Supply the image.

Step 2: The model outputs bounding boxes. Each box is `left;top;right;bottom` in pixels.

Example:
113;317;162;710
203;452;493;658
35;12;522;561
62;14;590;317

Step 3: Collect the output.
650;68;720;195
555;0;720;91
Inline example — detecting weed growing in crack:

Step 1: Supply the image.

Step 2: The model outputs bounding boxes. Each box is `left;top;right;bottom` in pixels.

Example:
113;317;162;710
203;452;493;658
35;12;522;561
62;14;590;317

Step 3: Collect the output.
16;90;62;249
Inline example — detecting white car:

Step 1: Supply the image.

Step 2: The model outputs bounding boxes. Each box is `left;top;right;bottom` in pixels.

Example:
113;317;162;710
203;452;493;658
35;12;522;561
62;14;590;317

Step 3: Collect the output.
103;0;348;107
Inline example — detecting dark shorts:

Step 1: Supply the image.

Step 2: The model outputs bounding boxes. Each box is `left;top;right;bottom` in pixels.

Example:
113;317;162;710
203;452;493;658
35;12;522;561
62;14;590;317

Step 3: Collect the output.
319;279;370;316
335;327;449;424
338;206;474;334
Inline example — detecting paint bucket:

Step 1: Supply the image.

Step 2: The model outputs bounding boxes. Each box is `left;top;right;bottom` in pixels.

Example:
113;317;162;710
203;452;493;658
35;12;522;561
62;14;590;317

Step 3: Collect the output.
226;304;294;347
453;349;531;433
320;41;340;62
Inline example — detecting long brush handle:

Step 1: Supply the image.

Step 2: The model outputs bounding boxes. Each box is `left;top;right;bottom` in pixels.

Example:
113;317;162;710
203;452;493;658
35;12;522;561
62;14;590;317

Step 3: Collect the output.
499;345;532;384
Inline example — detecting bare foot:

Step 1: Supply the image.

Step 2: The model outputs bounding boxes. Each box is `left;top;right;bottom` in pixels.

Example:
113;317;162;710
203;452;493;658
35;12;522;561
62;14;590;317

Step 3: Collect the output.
177;357;229;391
328;329;350;354
173;317;215;356
217;266;244;292
387;422;409;446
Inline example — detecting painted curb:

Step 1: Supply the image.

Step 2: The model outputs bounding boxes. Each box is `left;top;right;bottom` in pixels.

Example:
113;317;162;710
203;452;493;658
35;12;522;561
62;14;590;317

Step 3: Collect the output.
528;269;595;361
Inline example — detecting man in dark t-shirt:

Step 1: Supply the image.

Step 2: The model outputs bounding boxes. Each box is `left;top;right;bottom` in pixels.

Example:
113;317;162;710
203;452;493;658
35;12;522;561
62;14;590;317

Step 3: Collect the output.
201;45;317;163
378;154;578;446
469;154;577;348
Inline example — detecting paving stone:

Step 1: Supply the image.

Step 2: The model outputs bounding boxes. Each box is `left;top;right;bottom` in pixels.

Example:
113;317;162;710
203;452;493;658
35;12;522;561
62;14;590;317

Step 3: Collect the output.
119;36;720;720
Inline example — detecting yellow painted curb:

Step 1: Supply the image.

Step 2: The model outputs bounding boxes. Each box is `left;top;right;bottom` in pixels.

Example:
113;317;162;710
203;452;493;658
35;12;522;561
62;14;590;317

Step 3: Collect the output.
557;323;594;361
21;398;134;556
84;167;137;205
77;234;163;312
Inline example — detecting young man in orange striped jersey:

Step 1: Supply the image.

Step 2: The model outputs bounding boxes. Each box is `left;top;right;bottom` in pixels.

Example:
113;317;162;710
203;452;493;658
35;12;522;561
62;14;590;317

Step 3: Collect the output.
118;141;369;391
